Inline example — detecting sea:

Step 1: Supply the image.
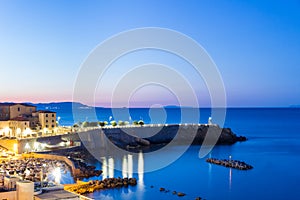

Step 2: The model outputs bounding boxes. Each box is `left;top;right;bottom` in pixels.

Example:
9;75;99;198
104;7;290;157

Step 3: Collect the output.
55;107;300;200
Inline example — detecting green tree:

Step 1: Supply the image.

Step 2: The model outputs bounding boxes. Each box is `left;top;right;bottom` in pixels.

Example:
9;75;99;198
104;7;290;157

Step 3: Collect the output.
99;121;108;127
82;121;89;128
138;120;144;126
118;120;125;126
110;120;117;126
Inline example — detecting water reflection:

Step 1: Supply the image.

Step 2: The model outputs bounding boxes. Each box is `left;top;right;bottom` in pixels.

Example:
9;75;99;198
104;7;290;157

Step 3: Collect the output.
229;167;232;190
128;155;133;178
108;157;114;178
122;156;128;178
102;157;107;179
138;151;144;191
101;151;144;184
100;151;145;199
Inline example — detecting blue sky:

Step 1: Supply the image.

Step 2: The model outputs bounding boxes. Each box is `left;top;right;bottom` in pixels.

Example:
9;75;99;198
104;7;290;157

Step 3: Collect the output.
0;0;299;107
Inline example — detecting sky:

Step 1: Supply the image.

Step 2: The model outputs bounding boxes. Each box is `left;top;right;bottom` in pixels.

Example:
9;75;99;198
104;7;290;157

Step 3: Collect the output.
0;0;299;107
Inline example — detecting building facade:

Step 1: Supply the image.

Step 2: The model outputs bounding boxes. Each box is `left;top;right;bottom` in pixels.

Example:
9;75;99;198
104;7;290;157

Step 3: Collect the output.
36;111;57;134
0;103;36;121
0;103;57;137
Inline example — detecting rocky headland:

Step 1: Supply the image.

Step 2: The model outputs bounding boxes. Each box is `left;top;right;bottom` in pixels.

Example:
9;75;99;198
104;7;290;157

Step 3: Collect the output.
102;124;246;150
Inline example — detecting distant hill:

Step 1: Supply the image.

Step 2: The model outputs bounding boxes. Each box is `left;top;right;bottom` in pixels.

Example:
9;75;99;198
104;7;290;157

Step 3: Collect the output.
30;102;91;111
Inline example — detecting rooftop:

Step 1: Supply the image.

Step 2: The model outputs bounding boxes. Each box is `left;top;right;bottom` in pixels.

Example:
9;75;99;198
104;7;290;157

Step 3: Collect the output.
36;110;56;114
34;189;80;200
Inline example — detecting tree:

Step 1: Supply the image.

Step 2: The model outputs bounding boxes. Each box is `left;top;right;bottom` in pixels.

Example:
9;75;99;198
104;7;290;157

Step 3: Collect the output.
82;121;89;128
110;120;117;126
132;120;139;125
88;122;98;127
118;120;125;126
138;120;144;126
99;121;108;127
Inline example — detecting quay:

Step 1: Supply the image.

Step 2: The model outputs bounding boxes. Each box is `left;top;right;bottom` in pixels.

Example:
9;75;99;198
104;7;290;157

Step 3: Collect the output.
206;158;253;170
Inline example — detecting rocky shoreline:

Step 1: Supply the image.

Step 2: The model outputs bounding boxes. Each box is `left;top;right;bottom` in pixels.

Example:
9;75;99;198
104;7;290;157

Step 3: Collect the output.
103;124;246;150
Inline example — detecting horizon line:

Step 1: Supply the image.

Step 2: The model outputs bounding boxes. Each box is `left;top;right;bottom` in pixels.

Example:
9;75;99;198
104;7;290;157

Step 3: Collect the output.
0;101;297;109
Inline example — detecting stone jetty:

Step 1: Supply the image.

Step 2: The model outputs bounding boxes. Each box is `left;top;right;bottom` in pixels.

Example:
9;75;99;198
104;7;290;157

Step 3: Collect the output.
64;177;137;195
206;158;253;170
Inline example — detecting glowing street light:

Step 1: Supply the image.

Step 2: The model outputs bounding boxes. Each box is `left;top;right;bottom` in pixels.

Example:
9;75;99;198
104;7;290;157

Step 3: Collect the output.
52;167;61;184
25;143;30;152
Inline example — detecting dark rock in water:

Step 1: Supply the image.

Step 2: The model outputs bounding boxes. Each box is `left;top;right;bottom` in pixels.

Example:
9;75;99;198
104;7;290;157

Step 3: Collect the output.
177;192;186;197
206;158;253;170
172;191;177;195
160;187;166;192
195;197;202;200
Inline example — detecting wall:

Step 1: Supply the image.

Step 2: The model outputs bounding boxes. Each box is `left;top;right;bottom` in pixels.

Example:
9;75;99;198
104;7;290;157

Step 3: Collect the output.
9;104;35;119
0;105;10;120
0;191;17;200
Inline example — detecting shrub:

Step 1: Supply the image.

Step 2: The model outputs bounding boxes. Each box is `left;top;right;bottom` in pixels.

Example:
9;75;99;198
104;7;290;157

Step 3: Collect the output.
138;120;144;126
110;120;117;126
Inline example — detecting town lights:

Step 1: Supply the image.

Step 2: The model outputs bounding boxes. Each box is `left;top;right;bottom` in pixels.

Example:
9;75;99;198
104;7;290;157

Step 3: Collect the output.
52;167;61;184
23;128;32;137
25;143;30;152
34;142;39;151
13;143;18;153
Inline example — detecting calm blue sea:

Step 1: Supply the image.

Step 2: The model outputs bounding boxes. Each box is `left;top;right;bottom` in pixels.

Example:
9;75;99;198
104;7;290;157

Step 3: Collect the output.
57;108;300;200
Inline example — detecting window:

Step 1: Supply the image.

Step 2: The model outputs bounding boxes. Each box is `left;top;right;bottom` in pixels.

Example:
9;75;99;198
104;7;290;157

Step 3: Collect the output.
46;125;48;128
52;120;54;123
25;122;27;125
46;114;48;117
52;114;54;117
18;107;20;112
46;120;48;123
52;125;54;128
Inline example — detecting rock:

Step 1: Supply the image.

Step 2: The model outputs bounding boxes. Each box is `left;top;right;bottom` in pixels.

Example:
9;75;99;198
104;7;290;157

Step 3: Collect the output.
172;191;177;195
160;187;165;192
177;192;186;197
195;197;202;200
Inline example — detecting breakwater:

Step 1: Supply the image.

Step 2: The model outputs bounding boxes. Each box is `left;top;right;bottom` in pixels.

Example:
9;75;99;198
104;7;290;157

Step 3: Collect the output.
206;158;253;170
64;177;137;195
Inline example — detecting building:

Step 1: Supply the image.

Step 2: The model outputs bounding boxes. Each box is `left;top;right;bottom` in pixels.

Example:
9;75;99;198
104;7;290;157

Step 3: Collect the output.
0;117;31;138
0;103;57;138
0;103;36;121
33;111;57;134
